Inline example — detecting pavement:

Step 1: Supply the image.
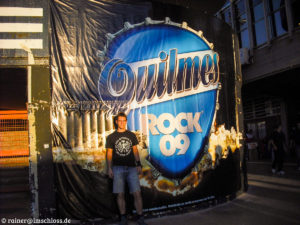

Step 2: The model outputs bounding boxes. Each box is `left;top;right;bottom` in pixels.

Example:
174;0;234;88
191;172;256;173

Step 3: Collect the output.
1;161;300;225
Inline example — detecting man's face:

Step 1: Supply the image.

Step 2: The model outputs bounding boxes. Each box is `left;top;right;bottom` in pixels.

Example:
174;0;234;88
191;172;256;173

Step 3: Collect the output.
117;116;127;130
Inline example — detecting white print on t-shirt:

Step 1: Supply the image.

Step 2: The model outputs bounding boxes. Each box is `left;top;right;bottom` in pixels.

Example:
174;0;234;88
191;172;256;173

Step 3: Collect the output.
115;137;132;156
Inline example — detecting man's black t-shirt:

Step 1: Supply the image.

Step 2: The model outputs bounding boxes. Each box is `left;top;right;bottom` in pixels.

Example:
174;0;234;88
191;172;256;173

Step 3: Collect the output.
271;131;285;151
295;129;300;145
106;130;139;167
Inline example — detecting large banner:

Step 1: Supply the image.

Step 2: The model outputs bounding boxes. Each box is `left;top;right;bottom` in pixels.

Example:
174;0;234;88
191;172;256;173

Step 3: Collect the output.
50;0;242;220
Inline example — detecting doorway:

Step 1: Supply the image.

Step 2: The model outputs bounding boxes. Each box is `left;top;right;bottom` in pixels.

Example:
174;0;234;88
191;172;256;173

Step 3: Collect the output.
0;68;28;167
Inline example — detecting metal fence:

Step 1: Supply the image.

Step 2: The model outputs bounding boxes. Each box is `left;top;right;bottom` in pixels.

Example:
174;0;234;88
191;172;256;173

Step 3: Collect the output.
0;110;29;167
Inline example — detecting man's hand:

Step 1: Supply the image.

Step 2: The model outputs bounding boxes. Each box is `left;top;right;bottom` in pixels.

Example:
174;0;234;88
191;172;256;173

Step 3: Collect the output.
136;166;142;175
108;167;113;178
107;148;113;178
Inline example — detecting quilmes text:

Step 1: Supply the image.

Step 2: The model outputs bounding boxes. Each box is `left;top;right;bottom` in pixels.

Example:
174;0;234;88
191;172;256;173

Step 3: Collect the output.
98;48;219;108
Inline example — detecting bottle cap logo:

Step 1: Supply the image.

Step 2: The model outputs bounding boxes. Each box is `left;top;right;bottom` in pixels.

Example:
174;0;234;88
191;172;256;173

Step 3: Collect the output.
98;18;220;178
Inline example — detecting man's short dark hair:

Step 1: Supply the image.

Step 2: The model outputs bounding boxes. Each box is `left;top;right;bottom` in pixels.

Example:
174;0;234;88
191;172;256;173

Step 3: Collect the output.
113;112;127;129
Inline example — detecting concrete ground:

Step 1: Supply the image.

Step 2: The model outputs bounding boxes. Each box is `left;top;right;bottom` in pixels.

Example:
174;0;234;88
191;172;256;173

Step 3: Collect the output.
1;161;299;225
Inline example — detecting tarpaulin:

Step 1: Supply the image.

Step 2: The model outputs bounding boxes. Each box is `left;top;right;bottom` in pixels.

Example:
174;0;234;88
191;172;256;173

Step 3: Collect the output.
52;125;117;219
51;0;151;110
50;0;243;220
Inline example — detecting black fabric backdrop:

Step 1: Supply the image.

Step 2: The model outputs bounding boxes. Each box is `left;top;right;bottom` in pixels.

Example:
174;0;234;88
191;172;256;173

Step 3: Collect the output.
50;0;242;220
50;0;151;109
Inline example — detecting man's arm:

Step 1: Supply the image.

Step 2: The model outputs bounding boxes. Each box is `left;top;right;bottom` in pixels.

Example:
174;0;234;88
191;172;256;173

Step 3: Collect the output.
269;139;277;150
107;148;113;178
133;145;142;174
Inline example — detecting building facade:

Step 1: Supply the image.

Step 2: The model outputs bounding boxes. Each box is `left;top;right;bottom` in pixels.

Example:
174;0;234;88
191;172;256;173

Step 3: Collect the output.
217;0;300;160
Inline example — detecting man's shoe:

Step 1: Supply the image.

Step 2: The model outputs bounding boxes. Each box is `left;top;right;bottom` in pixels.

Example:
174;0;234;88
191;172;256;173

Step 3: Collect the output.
136;215;147;225
119;215;128;225
277;170;285;175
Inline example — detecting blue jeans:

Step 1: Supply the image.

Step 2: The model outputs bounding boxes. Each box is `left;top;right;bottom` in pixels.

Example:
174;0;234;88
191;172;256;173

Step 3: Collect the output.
112;166;140;193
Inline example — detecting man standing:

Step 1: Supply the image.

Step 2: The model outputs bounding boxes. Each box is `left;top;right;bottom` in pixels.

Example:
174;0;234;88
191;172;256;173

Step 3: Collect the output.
269;125;286;175
106;112;147;225
294;123;300;170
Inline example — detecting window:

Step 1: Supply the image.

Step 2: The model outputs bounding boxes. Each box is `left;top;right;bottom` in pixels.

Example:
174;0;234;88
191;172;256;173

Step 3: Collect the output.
218;0;232;26
222;7;232;26
267;0;287;38
247;123;257;138
235;0;250;48
250;0;268;46
257;121;266;139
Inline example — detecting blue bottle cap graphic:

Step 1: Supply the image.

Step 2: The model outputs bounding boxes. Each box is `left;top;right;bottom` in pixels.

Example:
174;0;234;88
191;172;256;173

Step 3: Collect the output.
98;18;220;178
